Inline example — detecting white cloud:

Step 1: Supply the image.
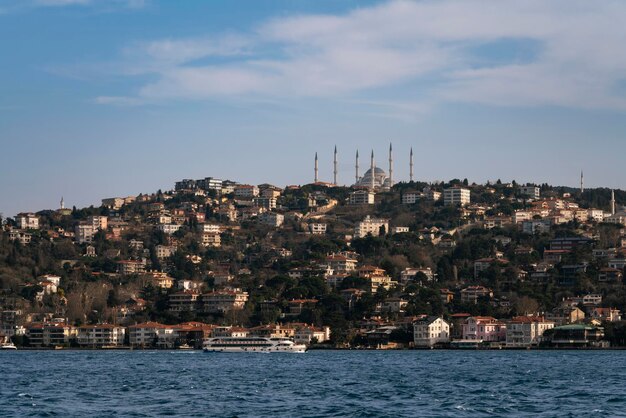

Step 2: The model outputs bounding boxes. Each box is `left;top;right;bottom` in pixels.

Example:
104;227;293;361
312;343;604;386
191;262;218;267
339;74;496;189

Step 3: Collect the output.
92;0;626;112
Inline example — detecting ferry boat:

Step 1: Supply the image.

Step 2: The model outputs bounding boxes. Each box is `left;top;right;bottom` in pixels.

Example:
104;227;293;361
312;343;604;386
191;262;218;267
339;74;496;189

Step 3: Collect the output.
203;337;307;353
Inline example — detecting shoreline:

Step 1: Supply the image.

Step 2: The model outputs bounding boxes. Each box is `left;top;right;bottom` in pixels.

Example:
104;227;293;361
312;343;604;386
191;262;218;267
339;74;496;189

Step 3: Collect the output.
7;346;626;351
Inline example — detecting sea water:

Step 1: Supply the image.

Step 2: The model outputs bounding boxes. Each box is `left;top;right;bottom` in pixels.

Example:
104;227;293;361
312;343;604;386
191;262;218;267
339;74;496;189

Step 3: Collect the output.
1;350;623;417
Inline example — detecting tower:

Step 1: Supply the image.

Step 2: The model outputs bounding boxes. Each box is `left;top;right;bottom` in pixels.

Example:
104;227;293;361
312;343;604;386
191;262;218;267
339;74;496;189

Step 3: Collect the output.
370;150;375;190
314;152;319;183
355;150;360;184
60;196;65;210
333;146;338;186
388;142;393;187
409;147;414;182
580;170;584;194
611;189;616;215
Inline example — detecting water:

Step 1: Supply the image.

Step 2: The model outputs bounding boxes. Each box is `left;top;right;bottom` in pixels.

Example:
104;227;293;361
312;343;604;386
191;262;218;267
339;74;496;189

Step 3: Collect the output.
0;350;624;417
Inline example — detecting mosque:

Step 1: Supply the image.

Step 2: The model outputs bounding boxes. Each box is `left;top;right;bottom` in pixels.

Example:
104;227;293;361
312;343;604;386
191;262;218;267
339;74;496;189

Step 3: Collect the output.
313;144;414;191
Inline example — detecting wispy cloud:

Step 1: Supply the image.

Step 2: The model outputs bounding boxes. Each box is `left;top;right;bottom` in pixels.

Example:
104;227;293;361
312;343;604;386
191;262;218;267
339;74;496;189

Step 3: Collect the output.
4;0;146;11
83;0;626;112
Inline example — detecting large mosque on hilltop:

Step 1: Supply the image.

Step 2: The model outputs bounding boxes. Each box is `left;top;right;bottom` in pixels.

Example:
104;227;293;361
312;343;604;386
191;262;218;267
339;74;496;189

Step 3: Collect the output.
313;144;414;191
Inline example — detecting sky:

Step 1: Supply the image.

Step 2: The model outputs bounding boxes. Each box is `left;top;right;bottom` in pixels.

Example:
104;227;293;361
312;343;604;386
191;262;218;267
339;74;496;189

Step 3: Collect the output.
1;0;626;217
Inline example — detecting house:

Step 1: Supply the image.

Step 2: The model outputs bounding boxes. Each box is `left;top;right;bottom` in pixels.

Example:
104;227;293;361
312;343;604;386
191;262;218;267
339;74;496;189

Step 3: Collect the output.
546;306;585;325
462;316;506;342
413;317;450;347
391;226;409;234
440;289;455;304
598;268;623;283
355;216;389;238
142;271;174;289
505;316;554;347
379;298;408;313
287;299;318;316
590;307;622;322
294;326;331;345
474;258;508;278
400;267;434;284
460;286;493;304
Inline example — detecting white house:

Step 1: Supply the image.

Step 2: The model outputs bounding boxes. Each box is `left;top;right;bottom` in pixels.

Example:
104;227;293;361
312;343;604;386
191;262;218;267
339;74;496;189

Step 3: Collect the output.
413;316;450;347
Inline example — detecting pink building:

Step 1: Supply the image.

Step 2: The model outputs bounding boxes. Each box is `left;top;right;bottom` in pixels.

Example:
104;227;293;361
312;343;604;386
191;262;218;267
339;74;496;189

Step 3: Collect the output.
462;316;507;342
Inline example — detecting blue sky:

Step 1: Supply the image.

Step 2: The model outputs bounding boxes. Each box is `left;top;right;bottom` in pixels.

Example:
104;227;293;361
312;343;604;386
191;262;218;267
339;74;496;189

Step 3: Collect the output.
1;0;626;217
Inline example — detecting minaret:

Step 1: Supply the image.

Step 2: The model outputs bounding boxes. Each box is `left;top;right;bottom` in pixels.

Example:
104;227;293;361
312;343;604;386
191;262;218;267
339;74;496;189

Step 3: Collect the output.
611;189;616;215
580;170;584;194
388;143;393;187
333;146;338;186
314;152;319;183
60;197;65;210
409;147;414;182
355;150;360;184
370;150;375;190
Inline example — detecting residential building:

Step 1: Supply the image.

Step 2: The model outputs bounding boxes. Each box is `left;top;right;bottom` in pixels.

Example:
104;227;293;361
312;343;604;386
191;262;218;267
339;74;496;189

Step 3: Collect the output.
142;272;174;289
77;324;125;347
505;316;554;347
294;326;331;345
309;223;327;235
117;260;146;275
461;286;493;304
75;223;97;244
348;190;375;205
157;224;182;234
203;290;249;313
355;215;389;238
234;185;259;198
169;291;201;312
16;213;39;230
462;316;506;342
443;187;471;206
325;254;358;273
413;316;450;347
258;212;284;227
590;307;622;322
520;186;540;199
201;232;221;247
401;191;420;204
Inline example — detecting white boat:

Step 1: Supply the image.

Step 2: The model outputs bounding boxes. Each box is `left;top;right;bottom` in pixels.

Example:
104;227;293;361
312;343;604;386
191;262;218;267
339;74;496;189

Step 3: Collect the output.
0;343;17;350
203;337;307;353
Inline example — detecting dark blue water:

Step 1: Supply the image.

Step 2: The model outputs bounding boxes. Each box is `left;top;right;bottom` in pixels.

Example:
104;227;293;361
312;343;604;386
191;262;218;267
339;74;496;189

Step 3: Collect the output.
1;350;624;417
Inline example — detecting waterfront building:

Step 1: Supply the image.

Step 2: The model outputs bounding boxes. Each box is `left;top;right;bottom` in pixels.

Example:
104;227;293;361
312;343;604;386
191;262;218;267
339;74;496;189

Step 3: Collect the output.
413;317;450;347
77;324;125;347
462;316;506;342
505;316;554;347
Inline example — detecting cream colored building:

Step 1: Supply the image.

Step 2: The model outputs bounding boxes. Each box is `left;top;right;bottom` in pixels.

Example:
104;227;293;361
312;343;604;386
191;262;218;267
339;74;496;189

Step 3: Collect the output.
355;215;389;238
